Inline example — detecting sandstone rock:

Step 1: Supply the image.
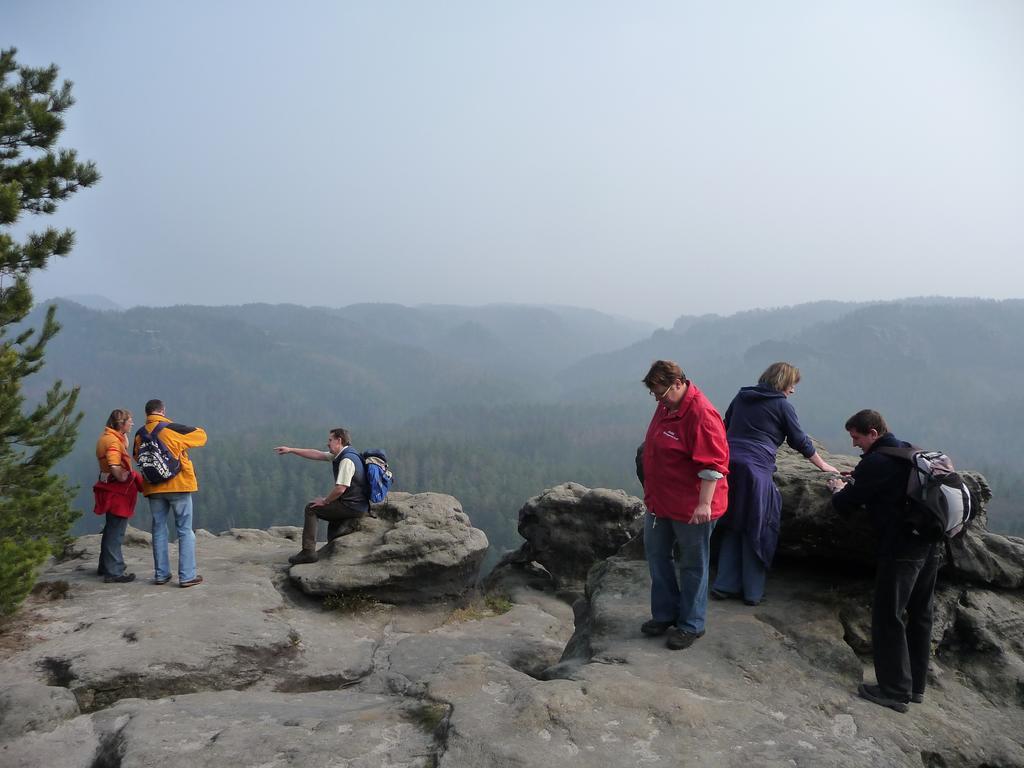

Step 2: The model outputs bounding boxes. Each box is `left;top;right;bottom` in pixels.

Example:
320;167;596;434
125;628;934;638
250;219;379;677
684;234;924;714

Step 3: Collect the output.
5;481;1023;768
774;446;1024;588
267;524;303;540
387;604;572;694
288;492;488;602
0;528;379;713
489;483;644;592
0;681;79;739
484;556;561;595
0;690;440;768
937;588;1024;708
773;448;876;572
533;554;1024;767
122;525;152;546
946;528;1024;588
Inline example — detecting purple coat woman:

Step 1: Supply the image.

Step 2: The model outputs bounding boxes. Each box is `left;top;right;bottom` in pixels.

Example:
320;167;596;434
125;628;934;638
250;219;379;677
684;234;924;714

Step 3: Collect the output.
711;363;837;605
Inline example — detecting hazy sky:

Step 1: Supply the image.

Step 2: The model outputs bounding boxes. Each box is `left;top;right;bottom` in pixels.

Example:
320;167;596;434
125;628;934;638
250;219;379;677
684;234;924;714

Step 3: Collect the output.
8;1;1024;326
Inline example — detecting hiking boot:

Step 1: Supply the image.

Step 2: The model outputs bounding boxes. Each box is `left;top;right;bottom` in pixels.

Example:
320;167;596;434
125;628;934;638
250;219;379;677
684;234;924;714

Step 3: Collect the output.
103;572;136;584
911;692;924;704
288;550;319;565
665;627;705;650
857;683;909;713
179;575;204;588
640;619;674;637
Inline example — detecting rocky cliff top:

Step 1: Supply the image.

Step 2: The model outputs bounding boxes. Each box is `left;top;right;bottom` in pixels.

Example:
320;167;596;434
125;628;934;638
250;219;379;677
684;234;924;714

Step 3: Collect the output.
2;456;1023;767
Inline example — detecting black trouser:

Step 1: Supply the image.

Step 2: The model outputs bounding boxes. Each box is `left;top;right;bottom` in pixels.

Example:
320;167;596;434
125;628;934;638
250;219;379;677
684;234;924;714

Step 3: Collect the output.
872;539;940;701
301;500;365;552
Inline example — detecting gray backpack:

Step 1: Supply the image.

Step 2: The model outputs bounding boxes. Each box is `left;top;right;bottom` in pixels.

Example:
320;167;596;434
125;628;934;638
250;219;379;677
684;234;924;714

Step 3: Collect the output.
877;446;973;540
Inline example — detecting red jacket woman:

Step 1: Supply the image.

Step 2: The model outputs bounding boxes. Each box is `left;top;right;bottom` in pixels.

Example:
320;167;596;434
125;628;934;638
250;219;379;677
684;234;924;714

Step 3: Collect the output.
93;410;143;583
640;360;729;652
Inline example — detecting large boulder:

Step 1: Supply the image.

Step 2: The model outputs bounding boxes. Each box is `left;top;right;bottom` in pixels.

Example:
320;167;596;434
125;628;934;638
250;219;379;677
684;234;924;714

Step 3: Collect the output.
288;492;488;601
488;483;644;592
774;445;1024;588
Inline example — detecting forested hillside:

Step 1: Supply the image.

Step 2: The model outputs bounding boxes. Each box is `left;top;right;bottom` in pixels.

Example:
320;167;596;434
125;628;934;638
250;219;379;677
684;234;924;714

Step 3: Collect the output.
30;301;654;563
26;298;1024;566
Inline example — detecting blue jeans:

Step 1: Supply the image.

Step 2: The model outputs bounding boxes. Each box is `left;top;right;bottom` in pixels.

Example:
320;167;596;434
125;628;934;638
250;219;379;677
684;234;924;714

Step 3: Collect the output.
644;512;716;633
712;527;767;603
98;513;129;577
149;492;196;582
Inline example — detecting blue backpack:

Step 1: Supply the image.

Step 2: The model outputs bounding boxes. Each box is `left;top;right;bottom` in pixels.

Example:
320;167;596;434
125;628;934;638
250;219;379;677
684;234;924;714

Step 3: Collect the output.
361;448;394;504
135;423;182;484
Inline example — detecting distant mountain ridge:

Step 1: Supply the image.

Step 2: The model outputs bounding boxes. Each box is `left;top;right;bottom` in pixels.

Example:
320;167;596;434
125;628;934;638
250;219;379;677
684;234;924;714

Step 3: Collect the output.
25;301;656;433
42;294;123;311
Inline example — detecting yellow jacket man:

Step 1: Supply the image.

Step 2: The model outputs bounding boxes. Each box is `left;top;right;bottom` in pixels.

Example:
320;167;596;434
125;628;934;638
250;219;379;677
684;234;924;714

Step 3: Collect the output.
133;399;208;587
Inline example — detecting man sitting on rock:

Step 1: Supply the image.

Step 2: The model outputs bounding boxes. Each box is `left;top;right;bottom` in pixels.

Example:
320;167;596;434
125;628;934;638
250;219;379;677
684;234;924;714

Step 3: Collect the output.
826;409;939;714
275;427;369;565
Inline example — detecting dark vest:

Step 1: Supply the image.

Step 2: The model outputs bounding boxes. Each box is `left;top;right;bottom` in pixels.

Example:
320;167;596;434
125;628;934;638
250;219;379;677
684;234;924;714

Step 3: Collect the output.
332;447;370;513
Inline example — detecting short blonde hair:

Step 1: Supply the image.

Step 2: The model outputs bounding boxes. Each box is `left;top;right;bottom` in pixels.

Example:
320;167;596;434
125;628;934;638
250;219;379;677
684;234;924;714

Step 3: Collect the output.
758;362;800;393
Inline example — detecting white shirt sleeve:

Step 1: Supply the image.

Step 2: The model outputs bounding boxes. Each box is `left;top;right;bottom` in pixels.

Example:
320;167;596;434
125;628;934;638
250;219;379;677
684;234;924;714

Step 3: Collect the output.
335;457;356;487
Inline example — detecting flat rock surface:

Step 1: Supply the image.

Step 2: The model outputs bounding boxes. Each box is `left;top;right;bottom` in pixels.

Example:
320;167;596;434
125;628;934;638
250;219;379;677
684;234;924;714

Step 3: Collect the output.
0;521;565;766
0;527;302;712
1;690;440;768
389;604;572;692
551;557;1024;767
2;473;1023;768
